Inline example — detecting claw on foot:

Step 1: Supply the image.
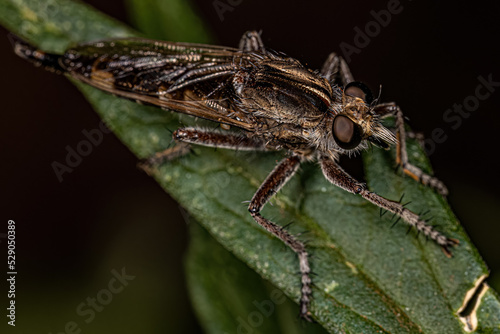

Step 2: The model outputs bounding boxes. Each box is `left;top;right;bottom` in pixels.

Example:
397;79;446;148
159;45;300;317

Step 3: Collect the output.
441;238;460;258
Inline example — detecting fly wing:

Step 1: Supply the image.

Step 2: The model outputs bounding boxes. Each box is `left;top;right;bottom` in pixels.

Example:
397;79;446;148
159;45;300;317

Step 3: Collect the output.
61;38;259;130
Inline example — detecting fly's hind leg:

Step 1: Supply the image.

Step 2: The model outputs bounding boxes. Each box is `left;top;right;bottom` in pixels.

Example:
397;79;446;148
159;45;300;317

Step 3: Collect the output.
248;155;314;321
172;128;314;318
142;143;192;166
144;128;314;319
139;127;268;173
373;102;449;196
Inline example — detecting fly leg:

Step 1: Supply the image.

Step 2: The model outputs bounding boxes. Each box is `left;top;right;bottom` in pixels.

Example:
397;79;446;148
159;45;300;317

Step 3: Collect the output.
321;52;449;196
172;127;267;151
144;128;313;318
248;155;314;321
321;53;376;102
141;143;192;167
320;53;354;86
239;30;267;54
320;155;458;255
139;127;268;172
373;103;449;196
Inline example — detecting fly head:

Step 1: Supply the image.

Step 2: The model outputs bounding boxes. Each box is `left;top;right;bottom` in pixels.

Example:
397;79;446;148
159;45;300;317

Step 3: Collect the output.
329;82;396;155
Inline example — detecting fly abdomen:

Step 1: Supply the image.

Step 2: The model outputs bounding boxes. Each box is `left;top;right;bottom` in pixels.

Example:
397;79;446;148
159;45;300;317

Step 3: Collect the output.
9;34;64;74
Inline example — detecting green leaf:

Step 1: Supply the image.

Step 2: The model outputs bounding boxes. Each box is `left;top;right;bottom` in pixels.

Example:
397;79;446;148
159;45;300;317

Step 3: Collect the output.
0;0;135;52
186;220;329;334
124;0;212;43
1;0;499;332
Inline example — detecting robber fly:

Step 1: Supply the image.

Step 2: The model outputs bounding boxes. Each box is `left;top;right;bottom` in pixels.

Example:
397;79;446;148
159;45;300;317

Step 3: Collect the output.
11;31;458;320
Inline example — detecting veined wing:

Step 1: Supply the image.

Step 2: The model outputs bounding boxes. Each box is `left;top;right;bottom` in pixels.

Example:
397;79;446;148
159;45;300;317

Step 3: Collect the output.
60;38;261;130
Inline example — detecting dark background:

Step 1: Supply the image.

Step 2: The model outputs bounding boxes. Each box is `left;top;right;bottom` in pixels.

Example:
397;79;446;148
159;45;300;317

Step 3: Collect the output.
1;0;499;333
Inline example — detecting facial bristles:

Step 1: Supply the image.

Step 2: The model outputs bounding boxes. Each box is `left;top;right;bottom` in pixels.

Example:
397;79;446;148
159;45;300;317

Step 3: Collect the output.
371;123;397;145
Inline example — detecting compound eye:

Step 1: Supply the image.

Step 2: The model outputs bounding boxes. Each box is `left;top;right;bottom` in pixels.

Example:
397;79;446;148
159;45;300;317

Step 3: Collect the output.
344;81;373;104
332;115;362;150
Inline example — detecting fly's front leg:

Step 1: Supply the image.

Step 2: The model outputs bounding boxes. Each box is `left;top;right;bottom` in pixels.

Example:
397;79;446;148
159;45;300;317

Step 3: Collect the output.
139;127;267;172
373;103;449;196
248;155;314;321
320;156;458;256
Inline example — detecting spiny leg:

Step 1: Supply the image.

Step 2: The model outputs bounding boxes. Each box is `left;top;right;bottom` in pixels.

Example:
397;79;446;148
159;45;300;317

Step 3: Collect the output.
248;155;313;321
321;53;375;103
320;52;354;86
320;156;458;256
146;128;313;317
172;127;267;150
373;103;449;196
326;52;449;196
239;30;267;54
139;142;192;174
139;127;268;172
